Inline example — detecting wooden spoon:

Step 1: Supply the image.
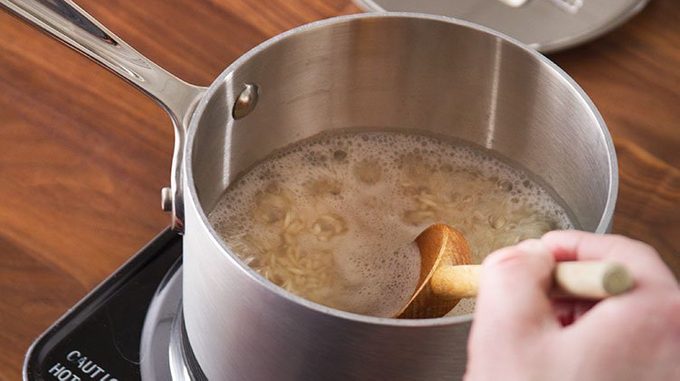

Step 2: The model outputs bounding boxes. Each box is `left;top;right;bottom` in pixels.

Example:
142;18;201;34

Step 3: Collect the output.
396;224;634;319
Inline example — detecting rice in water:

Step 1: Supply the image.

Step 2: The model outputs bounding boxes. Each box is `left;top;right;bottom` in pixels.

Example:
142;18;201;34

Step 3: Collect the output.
209;131;573;318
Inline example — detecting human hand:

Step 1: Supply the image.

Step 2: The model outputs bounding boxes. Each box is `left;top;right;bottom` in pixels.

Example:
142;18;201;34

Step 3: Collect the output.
465;231;680;381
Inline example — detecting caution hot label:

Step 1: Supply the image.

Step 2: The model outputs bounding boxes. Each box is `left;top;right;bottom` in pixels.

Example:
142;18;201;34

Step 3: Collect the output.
47;350;118;381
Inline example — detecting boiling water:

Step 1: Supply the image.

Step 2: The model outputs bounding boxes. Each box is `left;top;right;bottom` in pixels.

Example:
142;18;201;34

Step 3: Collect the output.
209;131;573;318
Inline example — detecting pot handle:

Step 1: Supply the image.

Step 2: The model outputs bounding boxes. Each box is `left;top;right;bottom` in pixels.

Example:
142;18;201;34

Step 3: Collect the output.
1;0;207;231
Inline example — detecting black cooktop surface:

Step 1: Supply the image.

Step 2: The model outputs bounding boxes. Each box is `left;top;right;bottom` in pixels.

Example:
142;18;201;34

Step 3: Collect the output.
24;229;182;381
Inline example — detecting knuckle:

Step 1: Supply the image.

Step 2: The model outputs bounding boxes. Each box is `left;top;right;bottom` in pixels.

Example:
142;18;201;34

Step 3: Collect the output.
484;247;525;268
609;234;652;252
484;246;552;272
611;234;637;244
611;236;660;259
632;240;657;256
606;234;641;251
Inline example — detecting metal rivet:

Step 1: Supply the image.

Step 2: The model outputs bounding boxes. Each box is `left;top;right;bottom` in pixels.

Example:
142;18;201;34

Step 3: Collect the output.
161;187;173;212
232;83;259;120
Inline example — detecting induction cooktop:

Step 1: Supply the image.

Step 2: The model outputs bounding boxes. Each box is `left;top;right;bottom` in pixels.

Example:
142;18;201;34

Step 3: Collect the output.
23;229;204;381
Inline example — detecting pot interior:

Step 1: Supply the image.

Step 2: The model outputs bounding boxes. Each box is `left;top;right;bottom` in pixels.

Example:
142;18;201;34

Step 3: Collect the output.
190;14;615;235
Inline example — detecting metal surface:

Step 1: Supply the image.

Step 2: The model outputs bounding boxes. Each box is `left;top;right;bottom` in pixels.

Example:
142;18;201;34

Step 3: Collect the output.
184;13;617;380
0;0;206;230
167;311;191;381
141;263;208;381
137;247;208;381
161;187;173;212
355;0;650;53
232;83;260;119
4;2;619;380
169;313;209;381
140;262;183;381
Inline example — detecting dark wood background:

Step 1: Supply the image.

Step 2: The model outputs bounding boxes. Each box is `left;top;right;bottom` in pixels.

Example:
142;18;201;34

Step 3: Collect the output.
0;0;678;379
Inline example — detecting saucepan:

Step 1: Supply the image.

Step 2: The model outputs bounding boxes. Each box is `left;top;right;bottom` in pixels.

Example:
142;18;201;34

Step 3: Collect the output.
2;1;617;380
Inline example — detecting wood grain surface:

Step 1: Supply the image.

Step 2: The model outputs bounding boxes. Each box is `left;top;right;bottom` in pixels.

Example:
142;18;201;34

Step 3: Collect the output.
0;0;678;379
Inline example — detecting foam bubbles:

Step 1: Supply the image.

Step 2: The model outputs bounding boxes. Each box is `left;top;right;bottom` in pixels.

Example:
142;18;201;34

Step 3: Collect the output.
209;131;574;318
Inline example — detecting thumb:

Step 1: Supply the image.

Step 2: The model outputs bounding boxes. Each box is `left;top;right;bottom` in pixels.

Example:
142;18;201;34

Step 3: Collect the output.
473;239;559;337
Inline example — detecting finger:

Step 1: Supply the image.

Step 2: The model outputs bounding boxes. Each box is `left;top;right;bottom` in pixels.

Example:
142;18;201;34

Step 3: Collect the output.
541;230;677;291
474;239;560;337
561;290;680;372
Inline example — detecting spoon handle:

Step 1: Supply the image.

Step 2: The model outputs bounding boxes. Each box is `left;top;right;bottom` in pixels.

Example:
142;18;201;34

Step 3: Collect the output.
554;261;634;299
431;261;634;300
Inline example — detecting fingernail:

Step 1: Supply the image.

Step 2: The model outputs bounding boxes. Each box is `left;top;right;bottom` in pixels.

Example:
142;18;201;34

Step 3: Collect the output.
517;239;549;256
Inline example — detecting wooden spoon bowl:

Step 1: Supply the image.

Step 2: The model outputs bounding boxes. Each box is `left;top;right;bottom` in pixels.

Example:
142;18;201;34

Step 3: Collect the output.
396;224;472;319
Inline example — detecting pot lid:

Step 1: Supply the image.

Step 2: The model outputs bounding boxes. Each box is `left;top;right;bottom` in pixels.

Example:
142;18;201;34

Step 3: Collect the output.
354;0;649;53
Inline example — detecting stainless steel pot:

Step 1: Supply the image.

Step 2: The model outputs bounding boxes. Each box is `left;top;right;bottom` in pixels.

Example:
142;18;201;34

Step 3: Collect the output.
3;1;617;380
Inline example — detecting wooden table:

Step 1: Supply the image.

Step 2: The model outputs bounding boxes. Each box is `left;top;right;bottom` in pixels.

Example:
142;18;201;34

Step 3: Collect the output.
0;0;677;378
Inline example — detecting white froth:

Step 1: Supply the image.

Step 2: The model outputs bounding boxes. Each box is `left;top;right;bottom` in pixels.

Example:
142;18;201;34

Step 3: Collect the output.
209;131;574;318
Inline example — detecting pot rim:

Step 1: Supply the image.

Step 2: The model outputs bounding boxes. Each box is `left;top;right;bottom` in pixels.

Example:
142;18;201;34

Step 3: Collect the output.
184;12;618;327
